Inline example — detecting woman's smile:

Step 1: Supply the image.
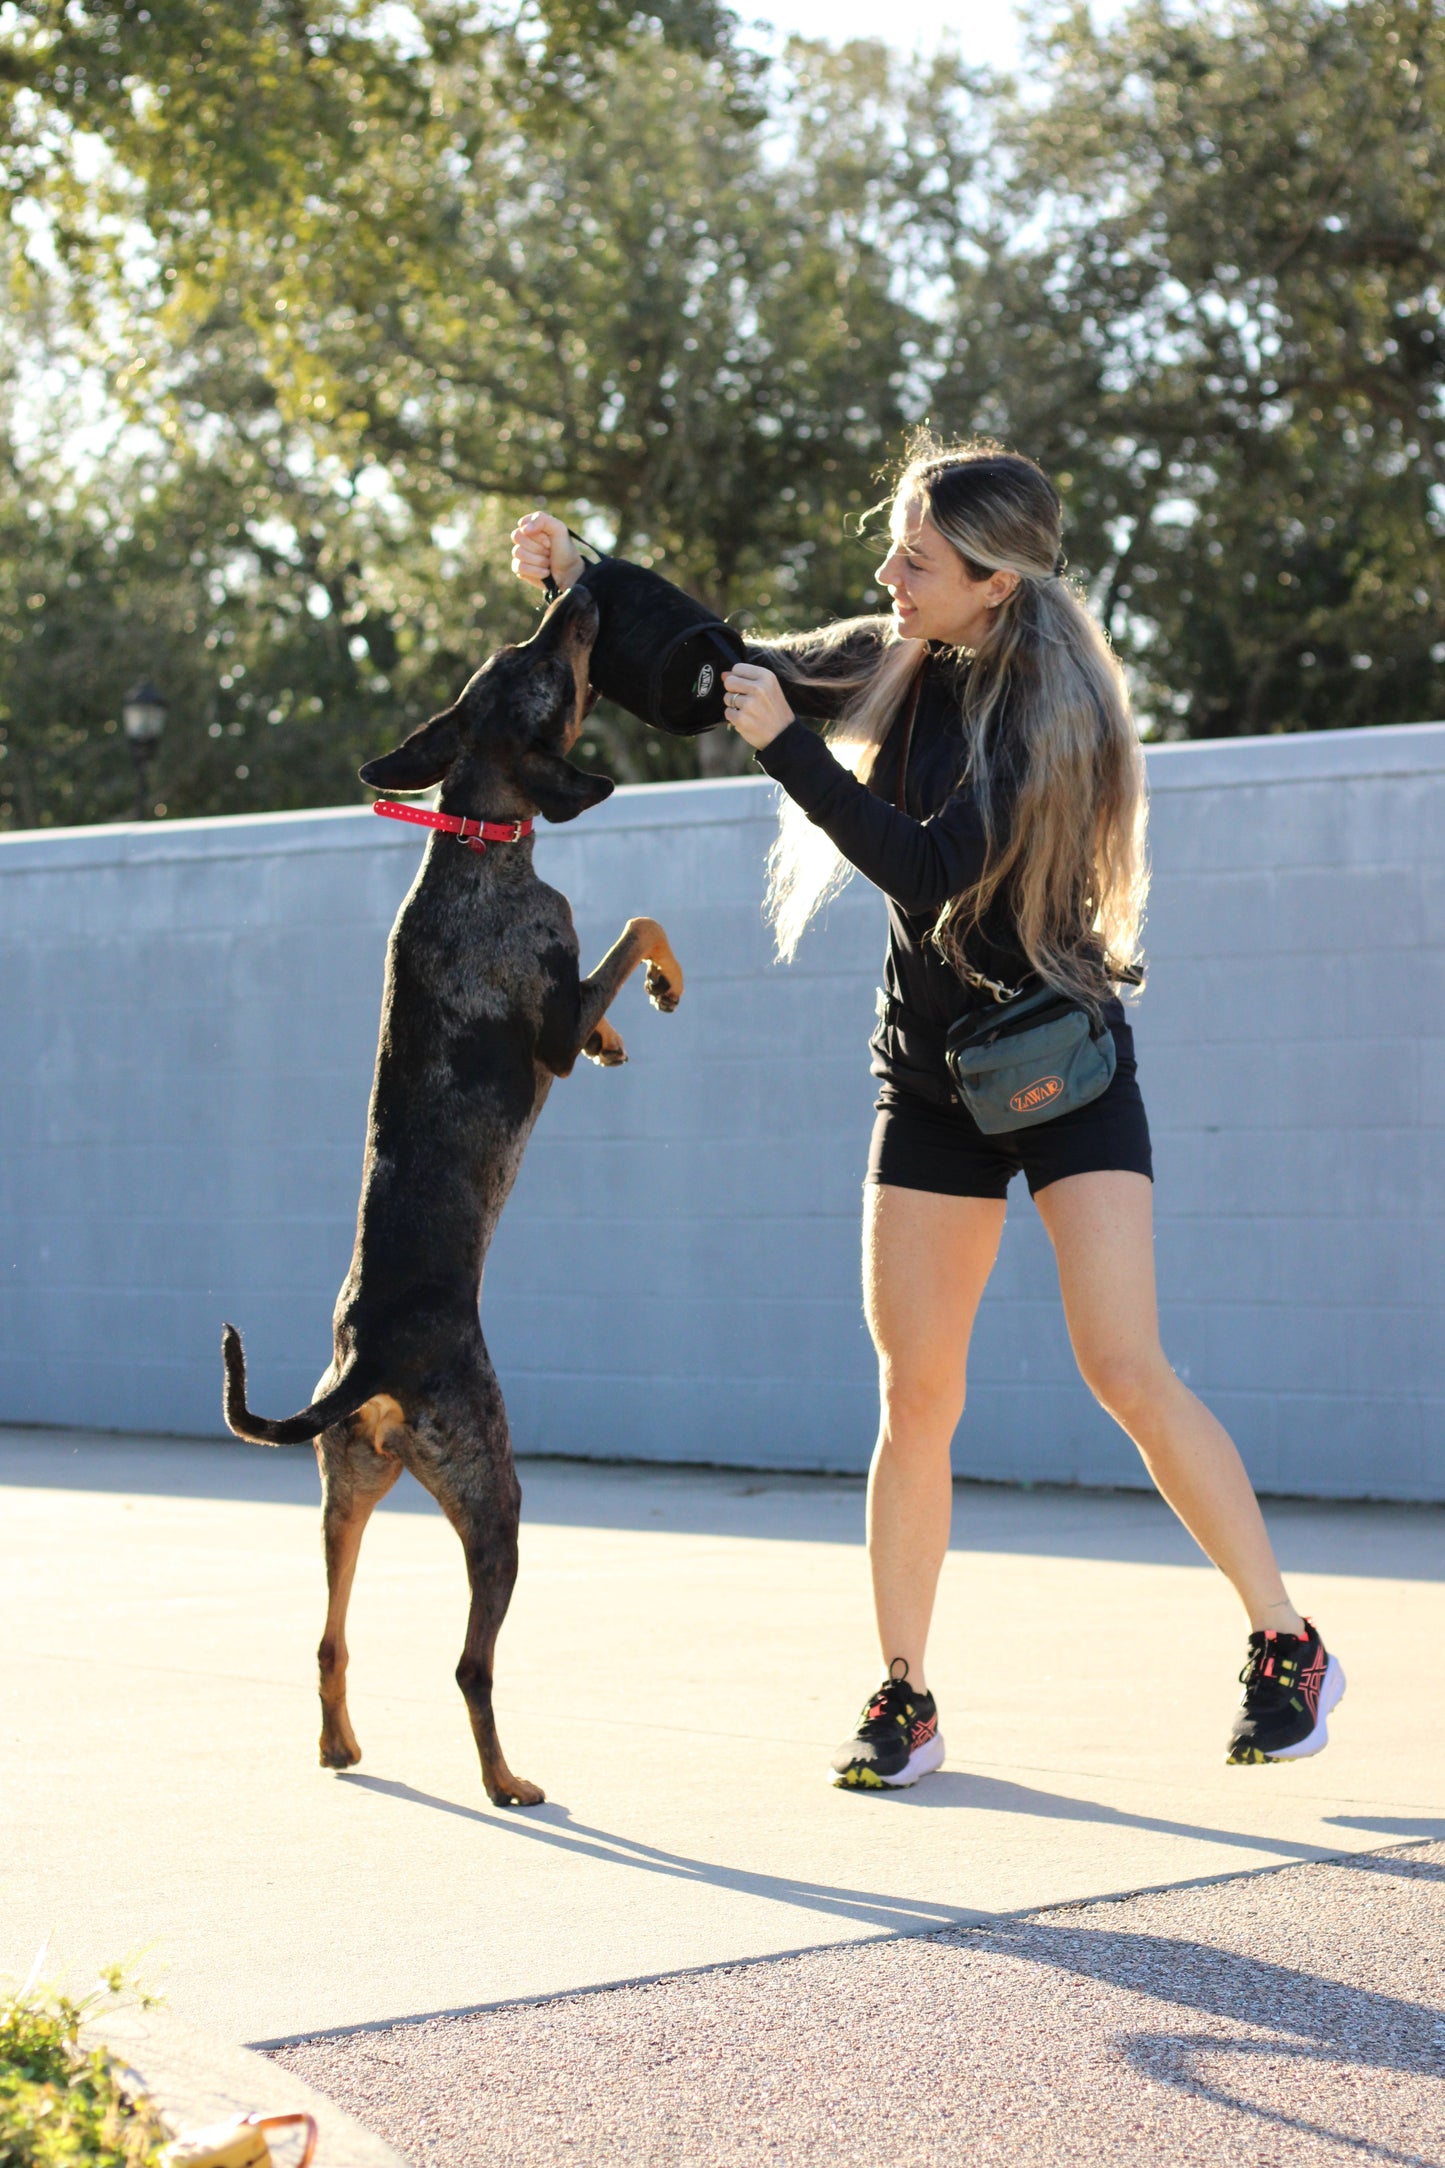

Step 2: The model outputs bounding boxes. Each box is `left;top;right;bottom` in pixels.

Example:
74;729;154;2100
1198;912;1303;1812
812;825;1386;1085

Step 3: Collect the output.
886;571;920;624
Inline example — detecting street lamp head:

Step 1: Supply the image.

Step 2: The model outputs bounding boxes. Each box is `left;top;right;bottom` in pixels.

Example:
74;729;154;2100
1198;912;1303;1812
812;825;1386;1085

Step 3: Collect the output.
122;680;168;744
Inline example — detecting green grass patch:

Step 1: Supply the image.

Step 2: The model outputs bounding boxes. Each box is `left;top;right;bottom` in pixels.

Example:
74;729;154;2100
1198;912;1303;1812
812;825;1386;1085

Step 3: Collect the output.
1;1968;167;2168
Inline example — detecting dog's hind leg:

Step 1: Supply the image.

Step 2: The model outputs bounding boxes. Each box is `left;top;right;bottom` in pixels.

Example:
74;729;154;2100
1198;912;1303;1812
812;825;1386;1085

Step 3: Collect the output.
316;1400;404;1770
419;1410;543;1809
452;1493;544;1807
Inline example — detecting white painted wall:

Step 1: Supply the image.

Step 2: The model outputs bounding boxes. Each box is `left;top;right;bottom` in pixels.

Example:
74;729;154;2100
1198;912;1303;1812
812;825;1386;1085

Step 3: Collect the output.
2;722;1441;1496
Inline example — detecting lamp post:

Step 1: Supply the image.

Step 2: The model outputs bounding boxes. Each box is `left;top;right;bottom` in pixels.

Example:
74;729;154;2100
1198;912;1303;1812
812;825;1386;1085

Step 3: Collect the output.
122;679;167;821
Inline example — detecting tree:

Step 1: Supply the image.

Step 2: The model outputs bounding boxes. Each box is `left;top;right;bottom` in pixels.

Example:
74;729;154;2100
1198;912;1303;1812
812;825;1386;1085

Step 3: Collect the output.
0;0;1440;832
0;352;569;826
3;16;974;815
932;0;1445;735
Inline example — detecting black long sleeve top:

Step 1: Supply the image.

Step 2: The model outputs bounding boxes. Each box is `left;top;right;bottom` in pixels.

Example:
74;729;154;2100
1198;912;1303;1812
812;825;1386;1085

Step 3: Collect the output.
751;639;1039;1105
580;557;1109;1108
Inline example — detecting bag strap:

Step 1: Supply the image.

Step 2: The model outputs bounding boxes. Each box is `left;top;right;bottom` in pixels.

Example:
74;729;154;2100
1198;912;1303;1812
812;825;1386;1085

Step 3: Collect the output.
542;525;601;605
889;665;1027;1003
892;668;925;815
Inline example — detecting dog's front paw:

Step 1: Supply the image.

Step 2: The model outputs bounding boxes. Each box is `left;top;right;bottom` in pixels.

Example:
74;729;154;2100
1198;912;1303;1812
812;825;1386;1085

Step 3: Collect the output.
585;1019;628;1066
645;961;682;1014
489;1775;546;1809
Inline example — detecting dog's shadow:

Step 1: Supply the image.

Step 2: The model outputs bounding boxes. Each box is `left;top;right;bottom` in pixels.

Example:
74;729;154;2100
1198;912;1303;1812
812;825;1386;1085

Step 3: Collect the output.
336;1768;1444;1937
339;1771;963;1934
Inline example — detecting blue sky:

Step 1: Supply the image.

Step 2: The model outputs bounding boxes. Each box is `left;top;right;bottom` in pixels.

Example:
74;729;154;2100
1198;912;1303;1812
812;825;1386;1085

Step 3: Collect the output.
740;0;1028;70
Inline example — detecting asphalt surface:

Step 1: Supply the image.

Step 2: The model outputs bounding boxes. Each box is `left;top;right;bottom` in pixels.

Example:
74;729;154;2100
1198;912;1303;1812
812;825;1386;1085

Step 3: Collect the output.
270;1839;1445;2167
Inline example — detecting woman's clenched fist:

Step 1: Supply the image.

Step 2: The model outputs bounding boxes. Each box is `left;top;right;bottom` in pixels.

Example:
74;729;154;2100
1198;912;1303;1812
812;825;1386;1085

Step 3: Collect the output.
510;511;584;595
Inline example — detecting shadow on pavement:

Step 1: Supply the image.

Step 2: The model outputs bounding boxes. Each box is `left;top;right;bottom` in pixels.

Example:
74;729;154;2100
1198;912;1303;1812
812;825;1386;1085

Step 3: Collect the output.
1326;1815;1445;1849
1110;2027;1443;2168
886;1773;1443;1870
339;1775;972;1937
337;1768;1372;1923
968;1873;1445;2166
0;1431;325;1504
308;1786;1445;2168
6;1430;1444;1576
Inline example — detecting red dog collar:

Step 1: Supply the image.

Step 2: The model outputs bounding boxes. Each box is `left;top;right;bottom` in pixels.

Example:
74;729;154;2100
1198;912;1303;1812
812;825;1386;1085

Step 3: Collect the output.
371;800;534;855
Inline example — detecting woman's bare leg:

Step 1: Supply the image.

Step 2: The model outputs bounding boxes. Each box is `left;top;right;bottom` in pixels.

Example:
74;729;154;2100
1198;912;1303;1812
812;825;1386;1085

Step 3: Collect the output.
1033;1170;1305;1635
862;1183;1008;1689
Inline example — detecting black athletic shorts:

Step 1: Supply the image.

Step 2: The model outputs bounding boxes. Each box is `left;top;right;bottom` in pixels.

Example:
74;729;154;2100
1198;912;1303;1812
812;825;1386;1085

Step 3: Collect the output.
866;1019;1153;1200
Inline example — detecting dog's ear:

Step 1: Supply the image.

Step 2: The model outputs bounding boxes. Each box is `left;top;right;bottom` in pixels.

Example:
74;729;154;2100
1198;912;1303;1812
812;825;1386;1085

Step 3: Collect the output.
358;709;461;793
516;747;615;824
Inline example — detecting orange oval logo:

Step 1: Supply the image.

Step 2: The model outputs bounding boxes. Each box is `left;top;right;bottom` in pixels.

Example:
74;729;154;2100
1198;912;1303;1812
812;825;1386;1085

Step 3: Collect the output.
1010;1075;1064;1114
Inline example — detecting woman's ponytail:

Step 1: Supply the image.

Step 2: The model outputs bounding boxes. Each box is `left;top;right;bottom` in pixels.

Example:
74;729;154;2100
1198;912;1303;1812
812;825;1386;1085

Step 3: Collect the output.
765;434;1149;1005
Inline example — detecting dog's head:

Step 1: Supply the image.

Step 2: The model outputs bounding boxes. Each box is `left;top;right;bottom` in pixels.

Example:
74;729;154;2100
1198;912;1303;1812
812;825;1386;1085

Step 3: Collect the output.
358;584;612;824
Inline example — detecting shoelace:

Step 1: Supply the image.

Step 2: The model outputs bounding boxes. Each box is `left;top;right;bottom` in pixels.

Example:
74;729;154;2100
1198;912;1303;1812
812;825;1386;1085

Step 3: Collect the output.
856;1660;919;1738
1239;1631;1308;1704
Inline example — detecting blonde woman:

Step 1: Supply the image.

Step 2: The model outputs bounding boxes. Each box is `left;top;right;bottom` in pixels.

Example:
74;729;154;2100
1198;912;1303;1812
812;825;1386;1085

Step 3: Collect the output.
510;441;1344;1785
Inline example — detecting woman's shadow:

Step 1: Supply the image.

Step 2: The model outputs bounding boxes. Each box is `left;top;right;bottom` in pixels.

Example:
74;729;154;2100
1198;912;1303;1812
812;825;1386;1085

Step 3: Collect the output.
338;1773;1445;2160
337;1767;1445;1940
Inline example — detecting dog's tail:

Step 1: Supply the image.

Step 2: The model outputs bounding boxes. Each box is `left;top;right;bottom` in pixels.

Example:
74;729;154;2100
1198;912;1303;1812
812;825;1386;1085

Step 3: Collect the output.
221;1323;379;1446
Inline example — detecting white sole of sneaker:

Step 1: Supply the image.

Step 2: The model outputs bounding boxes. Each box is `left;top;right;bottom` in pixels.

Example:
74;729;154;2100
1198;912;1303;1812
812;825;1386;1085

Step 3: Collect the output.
1267;1654;1347;1761
831;1731;946;1790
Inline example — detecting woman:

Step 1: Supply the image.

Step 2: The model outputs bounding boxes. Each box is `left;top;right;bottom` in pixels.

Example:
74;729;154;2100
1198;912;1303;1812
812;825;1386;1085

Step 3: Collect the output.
510;438;1344;1787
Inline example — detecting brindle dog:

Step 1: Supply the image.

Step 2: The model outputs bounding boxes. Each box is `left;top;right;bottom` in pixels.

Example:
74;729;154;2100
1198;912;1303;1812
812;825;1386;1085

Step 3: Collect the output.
221;583;681;1807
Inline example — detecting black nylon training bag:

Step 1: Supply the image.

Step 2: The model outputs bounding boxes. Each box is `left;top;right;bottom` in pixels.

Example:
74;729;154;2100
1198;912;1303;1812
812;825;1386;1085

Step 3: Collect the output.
576;556;747;736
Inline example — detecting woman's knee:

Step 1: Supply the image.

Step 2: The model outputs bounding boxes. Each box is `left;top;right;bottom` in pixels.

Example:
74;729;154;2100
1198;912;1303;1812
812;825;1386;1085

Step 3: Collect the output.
1076;1341;1173;1426
877;1363;967;1446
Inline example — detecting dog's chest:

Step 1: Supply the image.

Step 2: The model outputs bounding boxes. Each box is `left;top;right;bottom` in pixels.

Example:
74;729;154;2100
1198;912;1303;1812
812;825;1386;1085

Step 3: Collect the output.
395;867;576;1041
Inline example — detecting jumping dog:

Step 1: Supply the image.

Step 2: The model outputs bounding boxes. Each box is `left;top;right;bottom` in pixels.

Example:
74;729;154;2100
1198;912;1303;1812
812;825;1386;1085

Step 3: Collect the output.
221;584;681;1806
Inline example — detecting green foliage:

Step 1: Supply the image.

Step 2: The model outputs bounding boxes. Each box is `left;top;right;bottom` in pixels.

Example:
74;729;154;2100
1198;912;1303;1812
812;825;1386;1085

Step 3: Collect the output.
0;0;1439;829
0;1972;166;2168
942;0;1445;735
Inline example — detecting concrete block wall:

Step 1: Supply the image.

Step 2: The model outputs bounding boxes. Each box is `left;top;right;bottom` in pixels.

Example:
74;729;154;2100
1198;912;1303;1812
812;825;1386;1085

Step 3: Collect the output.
1;721;1441;1497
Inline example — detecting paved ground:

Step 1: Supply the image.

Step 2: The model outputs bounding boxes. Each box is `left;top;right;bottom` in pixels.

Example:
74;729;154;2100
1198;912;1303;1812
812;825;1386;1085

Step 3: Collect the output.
4;1432;1444;2052
270;1839;1445;2167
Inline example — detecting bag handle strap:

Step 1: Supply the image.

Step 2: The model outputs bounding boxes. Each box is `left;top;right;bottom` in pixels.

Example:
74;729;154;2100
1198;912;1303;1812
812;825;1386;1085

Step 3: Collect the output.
543;525;601;605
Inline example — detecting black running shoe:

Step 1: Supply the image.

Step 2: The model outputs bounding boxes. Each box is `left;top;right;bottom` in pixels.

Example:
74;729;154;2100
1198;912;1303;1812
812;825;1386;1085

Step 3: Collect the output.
1226;1618;1345;1764
830;1659;945;1790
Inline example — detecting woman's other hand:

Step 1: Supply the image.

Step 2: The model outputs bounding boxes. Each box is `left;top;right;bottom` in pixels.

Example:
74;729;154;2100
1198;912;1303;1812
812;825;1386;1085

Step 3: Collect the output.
722;663;795;750
510;511;584;595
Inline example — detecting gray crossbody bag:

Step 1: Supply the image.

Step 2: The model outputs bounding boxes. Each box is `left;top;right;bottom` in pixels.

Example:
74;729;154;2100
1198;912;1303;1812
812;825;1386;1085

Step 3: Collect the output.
888;675;1119;1136
943;987;1116;1134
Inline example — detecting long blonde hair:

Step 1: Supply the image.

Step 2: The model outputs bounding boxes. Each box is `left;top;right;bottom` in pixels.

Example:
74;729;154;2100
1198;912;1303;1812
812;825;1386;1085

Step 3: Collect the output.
764;436;1148;1012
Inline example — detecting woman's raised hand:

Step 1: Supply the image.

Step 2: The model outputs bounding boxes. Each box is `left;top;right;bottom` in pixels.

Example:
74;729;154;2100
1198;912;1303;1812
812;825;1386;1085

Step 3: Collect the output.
721;662;795;750
510;511;584;595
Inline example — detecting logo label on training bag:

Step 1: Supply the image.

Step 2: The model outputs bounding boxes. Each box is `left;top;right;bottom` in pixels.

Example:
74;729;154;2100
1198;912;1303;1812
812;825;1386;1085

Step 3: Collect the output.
694;663;715;699
1010;1075;1064;1115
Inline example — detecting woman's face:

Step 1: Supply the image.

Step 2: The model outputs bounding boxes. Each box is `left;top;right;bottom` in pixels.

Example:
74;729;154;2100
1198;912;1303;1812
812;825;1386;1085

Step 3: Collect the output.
875;493;1019;648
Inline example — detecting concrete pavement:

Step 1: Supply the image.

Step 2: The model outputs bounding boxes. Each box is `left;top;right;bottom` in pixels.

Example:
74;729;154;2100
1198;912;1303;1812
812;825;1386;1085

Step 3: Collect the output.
270;1841;1445;2166
4;1432;1443;2048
